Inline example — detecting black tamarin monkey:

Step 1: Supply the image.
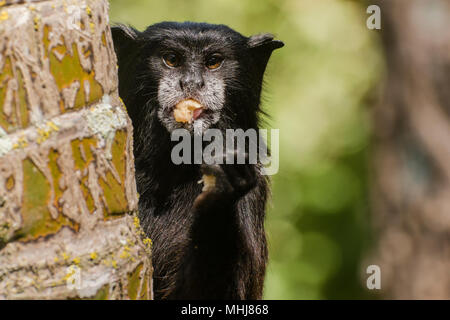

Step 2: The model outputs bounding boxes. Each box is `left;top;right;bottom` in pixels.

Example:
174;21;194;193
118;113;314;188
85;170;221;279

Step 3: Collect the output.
111;22;283;299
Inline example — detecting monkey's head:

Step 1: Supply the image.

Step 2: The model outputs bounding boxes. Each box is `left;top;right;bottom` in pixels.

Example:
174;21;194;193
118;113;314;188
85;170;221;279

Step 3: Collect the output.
112;22;283;134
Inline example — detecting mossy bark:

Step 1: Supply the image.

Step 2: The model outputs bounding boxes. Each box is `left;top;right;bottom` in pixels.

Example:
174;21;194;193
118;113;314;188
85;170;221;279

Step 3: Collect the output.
0;0;152;299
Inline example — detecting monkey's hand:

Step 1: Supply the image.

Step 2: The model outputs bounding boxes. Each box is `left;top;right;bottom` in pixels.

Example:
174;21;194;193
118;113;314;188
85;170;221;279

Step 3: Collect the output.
193;152;257;210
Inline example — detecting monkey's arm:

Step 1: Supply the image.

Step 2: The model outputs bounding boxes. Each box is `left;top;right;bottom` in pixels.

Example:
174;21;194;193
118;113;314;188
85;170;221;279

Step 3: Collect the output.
171;162;267;299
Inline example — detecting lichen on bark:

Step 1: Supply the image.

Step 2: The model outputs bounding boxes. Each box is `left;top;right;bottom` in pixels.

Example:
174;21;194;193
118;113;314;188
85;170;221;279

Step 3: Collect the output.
0;0;152;299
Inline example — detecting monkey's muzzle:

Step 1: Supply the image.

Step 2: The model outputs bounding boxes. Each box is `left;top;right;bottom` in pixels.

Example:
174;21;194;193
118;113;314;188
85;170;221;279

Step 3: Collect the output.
173;99;204;123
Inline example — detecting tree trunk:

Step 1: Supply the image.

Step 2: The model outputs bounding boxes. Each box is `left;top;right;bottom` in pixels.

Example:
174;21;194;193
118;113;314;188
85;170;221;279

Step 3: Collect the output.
0;0;152;299
370;0;450;299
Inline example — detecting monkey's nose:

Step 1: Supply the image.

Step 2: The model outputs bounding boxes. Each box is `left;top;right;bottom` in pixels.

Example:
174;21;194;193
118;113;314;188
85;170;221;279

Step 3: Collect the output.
180;77;205;91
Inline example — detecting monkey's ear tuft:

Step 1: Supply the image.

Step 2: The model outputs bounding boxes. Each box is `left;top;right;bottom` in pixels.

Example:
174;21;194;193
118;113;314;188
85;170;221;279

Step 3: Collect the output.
248;33;284;52
111;24;139;42
247;33;283;79
111;24;140;59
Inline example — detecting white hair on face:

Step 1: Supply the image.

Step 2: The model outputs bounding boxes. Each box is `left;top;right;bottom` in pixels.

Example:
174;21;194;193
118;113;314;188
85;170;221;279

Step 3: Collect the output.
193;119;204;135
156;74;226;133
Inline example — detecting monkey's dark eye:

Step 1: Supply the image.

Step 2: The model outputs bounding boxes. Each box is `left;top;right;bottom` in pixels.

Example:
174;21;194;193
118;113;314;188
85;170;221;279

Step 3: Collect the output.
162;53;181;68
205;54;224;70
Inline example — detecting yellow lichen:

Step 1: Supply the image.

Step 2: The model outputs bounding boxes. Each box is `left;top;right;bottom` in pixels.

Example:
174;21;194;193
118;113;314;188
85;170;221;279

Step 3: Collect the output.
90;252;98;260
132;215;147;238
119;97;127;111
36;122;59;144
33;16;39;31
133;216;140;229
36;128;50;144
119;245;132;259
62;252;70;261
47;121;59;131
13;136;28;149
63;268;76;281
72;257;80;265
0;10;8;21
119;250;131;260
143;238;153;248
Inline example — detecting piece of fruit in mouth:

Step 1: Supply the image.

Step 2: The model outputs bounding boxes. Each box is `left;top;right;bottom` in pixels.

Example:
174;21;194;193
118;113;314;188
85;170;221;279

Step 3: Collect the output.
173;99;203;123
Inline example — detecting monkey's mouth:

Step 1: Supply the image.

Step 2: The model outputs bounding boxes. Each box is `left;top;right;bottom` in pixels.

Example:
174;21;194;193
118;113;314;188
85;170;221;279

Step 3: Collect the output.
193;108;204;120
173;99;205;123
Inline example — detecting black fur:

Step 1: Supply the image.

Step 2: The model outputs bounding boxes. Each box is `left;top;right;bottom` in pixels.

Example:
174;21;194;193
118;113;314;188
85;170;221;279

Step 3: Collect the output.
111;22;283;299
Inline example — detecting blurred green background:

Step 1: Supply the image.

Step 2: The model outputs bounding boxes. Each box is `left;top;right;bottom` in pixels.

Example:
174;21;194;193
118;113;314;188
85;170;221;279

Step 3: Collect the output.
109;0;383;299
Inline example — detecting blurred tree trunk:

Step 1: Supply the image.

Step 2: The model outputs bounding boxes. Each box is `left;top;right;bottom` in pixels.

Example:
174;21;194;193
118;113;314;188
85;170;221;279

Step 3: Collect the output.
0;0;152;299
370;0;450;299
